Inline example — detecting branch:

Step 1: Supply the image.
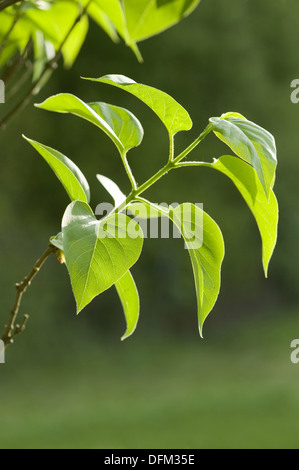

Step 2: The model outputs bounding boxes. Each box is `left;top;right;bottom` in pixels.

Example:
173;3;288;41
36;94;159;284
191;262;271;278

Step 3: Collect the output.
0;0;25;13
1;244;56;347
0;0;93;131
0;14;20;61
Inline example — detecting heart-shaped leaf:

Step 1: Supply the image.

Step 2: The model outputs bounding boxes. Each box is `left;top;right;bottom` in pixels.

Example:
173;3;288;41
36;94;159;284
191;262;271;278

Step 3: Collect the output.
23;136;90;203
127;201;224;336
84;74;193;137
115;270;140;341
210;112;277;197
36;94;144;156
62;201;143;312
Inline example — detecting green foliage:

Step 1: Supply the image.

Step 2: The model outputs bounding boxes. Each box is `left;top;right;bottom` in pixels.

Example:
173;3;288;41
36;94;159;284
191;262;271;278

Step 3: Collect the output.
210;112;277;197
23;74;279;338
0;0;201;103
23;136;91;203
36;93;144;157
62;200;143;313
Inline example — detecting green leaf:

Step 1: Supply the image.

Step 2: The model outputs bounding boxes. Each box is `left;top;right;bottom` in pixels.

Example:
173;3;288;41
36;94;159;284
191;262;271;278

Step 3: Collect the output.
96;174;126;208
91;0;142;61
50;232;64;251
61;14;89;68
36;94;144;156
24;1;79;48
87;1;119;43
115;270;140;340
210;112;277;197
23;136;90;203
84;74;193;137
123;0;201;42
170;204;224;336
89;101;144;155
62;201;143;312
202;155;278;276
32;30;55;81
127;201;225;335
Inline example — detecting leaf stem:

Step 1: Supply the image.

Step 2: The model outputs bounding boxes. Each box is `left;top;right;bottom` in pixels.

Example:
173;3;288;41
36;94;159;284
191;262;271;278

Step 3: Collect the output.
168;133;174;163
1;244;56;347
134;123;213;197
112;123;213;216
122;152;137;190
172;123;213;165
174;160;208;168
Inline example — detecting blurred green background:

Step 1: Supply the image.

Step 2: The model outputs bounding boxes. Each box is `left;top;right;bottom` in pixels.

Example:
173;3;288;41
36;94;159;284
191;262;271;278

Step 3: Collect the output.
1;0;299;449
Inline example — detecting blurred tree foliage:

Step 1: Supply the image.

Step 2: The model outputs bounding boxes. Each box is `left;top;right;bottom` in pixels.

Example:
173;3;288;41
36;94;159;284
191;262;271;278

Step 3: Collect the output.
1;0;298;358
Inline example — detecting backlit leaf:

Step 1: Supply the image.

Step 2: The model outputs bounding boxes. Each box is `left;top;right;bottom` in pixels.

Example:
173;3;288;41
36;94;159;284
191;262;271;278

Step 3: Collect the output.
62;201;143;312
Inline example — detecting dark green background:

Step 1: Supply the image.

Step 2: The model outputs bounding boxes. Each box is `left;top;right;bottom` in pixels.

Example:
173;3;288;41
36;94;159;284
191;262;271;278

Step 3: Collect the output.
1;0;299;449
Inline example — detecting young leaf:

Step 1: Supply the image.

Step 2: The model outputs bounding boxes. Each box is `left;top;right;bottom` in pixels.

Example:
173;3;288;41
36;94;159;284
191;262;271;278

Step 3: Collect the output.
50;232;64;251
84;74;193;137
23;136;90;203
210;112;277;197
36;94;144;156
115;270;140;341
96;174;126;208
127;201;225;336
62;201;143;312
201;155;278;276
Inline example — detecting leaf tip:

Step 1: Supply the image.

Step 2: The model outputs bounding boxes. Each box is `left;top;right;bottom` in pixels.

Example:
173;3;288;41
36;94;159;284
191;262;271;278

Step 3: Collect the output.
22;134;31;144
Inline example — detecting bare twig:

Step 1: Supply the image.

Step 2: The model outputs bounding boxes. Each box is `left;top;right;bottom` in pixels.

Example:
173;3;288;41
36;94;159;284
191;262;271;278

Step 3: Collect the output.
1;244;56;347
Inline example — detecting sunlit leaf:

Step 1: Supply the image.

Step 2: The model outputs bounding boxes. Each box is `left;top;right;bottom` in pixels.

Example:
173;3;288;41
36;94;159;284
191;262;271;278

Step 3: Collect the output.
96;174;126;208
23;136;90;203
200;155;278;276
84;74;193;137
115;270;140;340
36;93;144;156
62;14;89;68
62;201;143;312
127;200;224;335
210;112;277;197
123;0;201;42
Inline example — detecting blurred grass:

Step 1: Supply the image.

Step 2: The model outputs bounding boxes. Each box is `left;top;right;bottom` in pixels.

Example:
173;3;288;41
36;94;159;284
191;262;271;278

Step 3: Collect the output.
1;309;299;449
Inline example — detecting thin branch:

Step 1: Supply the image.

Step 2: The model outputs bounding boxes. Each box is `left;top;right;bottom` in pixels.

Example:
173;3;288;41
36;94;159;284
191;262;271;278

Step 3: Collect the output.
0;0;93;131
0;13;20;61
1;244;56;347
0;0;25;13
1;40;32;83
6;61;32;99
